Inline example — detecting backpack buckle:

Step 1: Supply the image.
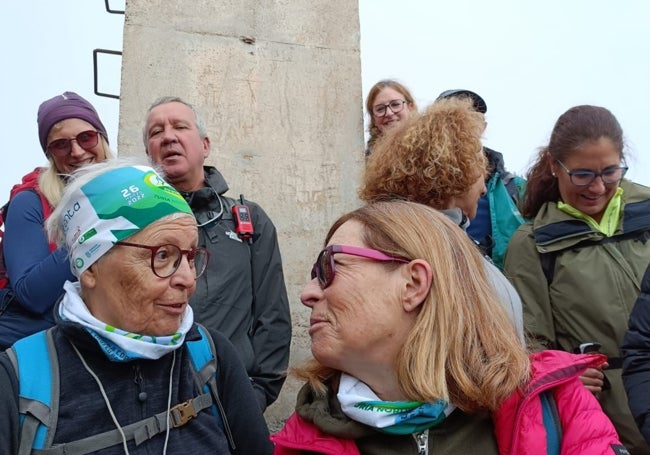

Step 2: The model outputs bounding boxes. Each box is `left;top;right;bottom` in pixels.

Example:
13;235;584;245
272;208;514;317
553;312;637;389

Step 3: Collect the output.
169;399;197;428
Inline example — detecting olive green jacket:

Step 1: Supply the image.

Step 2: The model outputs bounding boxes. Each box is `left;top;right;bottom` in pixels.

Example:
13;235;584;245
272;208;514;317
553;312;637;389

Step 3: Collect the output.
504;179;650;454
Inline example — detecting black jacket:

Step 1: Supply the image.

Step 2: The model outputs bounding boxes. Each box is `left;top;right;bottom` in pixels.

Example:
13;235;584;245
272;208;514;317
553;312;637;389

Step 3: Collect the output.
0;322;272;454
181;166;291;410
622;263;650;445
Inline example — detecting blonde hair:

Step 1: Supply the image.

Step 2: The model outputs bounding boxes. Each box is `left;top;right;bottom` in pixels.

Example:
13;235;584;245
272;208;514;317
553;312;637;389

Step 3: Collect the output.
360;97;486;208
294;200;529;412
38;134;114;208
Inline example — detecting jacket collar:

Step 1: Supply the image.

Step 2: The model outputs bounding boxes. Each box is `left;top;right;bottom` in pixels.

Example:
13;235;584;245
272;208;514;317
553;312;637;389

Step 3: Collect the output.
532;180;650;249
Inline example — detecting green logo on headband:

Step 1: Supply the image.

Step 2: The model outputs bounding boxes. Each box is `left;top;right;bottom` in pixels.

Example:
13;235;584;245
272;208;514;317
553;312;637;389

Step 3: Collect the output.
143;171;187;203
75;258;85;269
78;227;97;244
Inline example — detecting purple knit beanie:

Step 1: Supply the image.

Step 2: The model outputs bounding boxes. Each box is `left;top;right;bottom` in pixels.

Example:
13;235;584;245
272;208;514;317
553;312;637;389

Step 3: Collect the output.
37;91;108;153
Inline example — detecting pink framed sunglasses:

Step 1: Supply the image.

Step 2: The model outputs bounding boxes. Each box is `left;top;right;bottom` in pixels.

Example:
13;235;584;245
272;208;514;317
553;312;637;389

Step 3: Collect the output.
311;244;410;288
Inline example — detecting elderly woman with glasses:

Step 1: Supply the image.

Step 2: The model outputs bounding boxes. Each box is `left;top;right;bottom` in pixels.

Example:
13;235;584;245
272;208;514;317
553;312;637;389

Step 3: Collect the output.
364;79;417;156
0;91;114;350
504;105;650;454
0;159;272;453
272;200;623;454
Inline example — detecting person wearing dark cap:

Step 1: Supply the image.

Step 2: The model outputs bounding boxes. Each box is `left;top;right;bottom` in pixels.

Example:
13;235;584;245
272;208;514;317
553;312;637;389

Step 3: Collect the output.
436;89;525;269
0;91;113;350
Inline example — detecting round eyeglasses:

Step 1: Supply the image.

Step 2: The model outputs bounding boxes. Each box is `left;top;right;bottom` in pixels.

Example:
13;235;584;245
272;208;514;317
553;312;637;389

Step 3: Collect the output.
46;130;102;157
311;244;410;289
555;160;628;187
115;241;210;279
372;99;407;117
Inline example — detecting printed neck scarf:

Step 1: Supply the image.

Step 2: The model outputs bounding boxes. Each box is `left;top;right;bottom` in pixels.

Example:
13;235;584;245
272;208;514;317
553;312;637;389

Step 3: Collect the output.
59;281;193;362
337;373;455;435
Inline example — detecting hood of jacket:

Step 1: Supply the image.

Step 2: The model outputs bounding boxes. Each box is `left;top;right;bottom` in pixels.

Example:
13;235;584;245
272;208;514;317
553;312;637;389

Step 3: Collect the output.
294;381;376;440
484;147;508;177
177;166;230;215
203;166;229;195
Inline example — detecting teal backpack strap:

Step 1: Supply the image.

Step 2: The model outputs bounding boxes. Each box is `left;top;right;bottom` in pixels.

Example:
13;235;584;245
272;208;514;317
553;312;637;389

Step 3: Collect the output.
7;329;59;454
187;324;235;451
540;390;562;455
6;326;233;454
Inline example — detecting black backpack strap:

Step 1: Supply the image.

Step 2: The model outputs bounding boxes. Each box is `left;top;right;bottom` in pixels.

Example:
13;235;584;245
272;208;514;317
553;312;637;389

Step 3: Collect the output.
540;250;558;286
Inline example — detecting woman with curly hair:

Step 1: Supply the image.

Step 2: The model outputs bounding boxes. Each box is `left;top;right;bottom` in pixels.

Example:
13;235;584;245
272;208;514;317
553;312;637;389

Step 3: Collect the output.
364;79;417;156
359;96;524;340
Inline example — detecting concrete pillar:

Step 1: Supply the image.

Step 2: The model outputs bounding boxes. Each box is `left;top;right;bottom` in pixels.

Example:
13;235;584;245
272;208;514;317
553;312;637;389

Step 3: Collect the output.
118;0;363;429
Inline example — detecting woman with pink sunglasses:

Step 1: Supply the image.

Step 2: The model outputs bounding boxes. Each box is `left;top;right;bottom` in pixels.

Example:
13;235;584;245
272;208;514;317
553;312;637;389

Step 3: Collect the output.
272;200;624;454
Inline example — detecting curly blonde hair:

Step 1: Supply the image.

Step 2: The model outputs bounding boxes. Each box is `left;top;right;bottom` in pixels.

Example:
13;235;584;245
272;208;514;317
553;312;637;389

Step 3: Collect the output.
359;97;487;208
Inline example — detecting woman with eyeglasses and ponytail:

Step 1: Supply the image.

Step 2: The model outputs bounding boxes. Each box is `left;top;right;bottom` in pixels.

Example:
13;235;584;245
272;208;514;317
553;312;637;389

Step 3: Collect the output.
0;91;113;350
504;105;650;454
364;79;417;157
271;200;624;454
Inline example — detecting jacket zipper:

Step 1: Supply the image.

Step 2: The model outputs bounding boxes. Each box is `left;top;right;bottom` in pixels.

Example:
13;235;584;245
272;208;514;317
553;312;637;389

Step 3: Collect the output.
134;364;147;403
414;430;428;454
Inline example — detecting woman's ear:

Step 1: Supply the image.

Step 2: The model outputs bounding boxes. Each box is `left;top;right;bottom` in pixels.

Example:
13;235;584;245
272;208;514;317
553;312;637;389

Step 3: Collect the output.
402;259;432;313
546;152;559;177
80;264;98;289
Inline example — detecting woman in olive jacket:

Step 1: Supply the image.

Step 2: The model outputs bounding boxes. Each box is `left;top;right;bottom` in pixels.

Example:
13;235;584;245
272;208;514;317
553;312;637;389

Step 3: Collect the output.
505;105;650;454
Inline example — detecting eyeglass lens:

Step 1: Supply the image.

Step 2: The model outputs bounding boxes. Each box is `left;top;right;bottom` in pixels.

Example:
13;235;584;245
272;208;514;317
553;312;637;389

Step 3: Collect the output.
152;244;209;278
569;167;627;186
317;249;333;288
47;130;100;157
373;99;406;117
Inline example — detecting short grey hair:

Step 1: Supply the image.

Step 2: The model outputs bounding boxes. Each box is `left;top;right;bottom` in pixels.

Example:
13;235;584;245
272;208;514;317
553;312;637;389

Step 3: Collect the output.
142;96;209;149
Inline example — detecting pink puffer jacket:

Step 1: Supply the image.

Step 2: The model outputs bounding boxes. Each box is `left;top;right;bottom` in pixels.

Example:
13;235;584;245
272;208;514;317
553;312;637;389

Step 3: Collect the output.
493;350;627;455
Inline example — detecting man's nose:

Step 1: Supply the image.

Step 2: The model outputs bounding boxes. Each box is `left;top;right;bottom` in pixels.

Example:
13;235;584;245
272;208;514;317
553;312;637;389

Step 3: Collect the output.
160;127;177;144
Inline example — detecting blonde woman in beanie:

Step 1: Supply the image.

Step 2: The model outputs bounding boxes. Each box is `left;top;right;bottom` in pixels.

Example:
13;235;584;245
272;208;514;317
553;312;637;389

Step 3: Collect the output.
0;91;113;350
